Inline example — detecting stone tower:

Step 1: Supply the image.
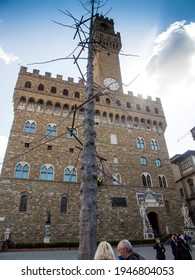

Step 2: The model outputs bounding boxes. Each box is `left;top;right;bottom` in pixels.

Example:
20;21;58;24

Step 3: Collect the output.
0;15;182;243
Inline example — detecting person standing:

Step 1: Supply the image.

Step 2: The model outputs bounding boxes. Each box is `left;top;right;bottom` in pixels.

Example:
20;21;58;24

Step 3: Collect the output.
153;238;166;260
170;234;177;259
94;241;116;260
175;240;192;260
117;239;145;260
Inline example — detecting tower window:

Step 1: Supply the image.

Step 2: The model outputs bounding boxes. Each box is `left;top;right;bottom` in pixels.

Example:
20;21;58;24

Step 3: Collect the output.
24;121;36;134
47;145;52;150
141;173;152;187
64;167;76;183
155;159;161;167
40;165;54;181
75;91;80;98
14;163;29;179
51;86;56;93
63;89;69;96
136;104;141;110
46;124;57;137
24;143;30;148
38;84;44;91
67;128;77;139
19;195;28;212
151;139;159;151
25;81;31;88
61;197;68;213
158;175;168;188
140;157;147;166
136;137;145;149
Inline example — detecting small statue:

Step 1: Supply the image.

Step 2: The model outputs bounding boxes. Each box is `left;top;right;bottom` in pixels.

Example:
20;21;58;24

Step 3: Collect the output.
139;202;151;231
181;203;191;227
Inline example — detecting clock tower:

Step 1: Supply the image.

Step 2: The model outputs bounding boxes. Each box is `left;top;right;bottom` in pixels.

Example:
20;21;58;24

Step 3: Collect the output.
93;14;123;92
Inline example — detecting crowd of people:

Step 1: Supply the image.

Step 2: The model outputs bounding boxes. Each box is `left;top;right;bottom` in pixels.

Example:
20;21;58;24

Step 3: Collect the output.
94;233;193;260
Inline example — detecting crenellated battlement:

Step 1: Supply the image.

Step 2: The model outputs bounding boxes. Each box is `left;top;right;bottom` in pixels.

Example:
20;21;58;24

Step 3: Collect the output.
19;66;161;104
19;66;84;85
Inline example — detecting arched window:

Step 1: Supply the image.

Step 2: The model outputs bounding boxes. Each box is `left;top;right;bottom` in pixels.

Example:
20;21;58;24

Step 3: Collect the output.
62;104;69;116
155;159;162;167
147;120;151;130
14;162;29;179
153;121;157;131
38;84;44;91
27;98;35;111
140;118;145;129
54;103;61;115
115;114;119;124
75;91;80;98
17;96;26;109
127;116;132;128
146;106;150;112
106;98;111;105
40;165;54;181
95;96;100;102
140;157;147;166
158;175;168;188
78;108;85;119
24;120;36;134
36;99;44;112
141;173;152;187
136;137;145;149
67;128;77;139
102;112;107;123
45;101;53;114
113;173;121;185
151;139;159;151
61;196;68;212
64;167;76;182
63;89;69;96
95;110;101;123
159;122;163;132
136;104;141;110
155;107;159;114
109;113;113;124
126;102;131;108
134;117;138;128
120;115;125;127
51;86;56;93
46;124;57;136
19;195;28;211
25;81;31;88
110;134;118;144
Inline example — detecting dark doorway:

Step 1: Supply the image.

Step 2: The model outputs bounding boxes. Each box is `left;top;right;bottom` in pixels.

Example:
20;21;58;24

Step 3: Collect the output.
148;212;159;234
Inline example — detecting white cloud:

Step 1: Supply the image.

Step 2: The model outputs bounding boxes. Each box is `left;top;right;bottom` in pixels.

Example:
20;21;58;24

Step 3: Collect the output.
130;21;195;156
0;46;19;64
145;20;195;96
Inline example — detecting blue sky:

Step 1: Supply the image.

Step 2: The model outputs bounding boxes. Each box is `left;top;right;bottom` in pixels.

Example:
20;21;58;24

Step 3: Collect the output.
0;0;195;169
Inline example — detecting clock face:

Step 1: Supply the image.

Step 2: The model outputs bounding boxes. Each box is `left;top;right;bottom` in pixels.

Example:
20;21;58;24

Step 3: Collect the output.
103;78;119;91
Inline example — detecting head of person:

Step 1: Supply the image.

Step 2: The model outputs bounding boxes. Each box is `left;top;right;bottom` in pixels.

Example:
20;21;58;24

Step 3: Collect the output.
156;238;161;243
117;239;133;259
94;241;116;260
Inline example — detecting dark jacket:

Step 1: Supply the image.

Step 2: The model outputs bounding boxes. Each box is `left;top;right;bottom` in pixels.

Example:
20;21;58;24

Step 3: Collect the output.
170;239;177;258
125;251;145;260
153;242;166;260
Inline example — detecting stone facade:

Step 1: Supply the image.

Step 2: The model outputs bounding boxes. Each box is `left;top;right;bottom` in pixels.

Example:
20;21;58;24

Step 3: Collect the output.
0;15;183;243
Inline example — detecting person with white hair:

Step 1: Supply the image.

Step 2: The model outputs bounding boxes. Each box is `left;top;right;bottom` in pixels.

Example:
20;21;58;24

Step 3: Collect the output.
94;241;116;260
117;239;145;260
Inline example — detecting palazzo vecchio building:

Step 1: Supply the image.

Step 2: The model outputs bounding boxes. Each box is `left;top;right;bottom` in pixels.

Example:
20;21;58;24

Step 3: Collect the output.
0;15;183;243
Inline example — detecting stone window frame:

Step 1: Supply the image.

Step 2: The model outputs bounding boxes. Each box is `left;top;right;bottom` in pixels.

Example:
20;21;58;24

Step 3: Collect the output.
14;161;30;179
